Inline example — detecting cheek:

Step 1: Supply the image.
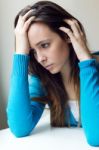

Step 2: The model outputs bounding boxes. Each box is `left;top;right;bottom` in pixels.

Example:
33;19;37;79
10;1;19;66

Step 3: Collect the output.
49;40;69;61
62;48;69;58
56;42;69;60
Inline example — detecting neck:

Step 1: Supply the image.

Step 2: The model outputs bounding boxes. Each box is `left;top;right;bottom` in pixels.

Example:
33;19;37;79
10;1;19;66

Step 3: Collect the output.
60;60;77;100
60;60;71;85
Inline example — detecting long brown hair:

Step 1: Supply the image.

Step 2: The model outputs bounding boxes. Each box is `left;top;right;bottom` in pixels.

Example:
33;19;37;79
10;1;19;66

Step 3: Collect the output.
14;1;88;127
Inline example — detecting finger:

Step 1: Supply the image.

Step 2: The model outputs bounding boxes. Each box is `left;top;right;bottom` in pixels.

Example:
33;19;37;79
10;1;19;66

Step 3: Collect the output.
64;19;81;38
23;16;35;31
22;9;34;22
59;27;75;42
17;15;24;27
72;19;84;36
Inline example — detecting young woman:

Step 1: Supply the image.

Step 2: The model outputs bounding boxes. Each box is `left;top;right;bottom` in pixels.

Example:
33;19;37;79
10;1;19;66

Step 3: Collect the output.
6;1;99;146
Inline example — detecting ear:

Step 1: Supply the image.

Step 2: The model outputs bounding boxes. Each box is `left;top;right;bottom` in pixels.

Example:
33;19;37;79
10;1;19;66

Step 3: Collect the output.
64;34;71;43
67;37;71;43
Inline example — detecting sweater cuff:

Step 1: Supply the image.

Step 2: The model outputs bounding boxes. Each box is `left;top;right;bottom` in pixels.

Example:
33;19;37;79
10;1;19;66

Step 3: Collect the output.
12;54;30;76
78;58;96;69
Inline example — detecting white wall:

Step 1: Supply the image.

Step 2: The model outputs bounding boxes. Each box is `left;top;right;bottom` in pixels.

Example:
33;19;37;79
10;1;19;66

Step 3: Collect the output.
0;0;99;129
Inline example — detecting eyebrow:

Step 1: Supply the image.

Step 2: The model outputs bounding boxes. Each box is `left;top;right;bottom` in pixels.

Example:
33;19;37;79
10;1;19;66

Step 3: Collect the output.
35;38;51;46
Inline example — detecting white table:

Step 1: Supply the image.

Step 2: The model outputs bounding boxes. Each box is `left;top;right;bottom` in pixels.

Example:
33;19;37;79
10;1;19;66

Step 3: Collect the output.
0;109;98;150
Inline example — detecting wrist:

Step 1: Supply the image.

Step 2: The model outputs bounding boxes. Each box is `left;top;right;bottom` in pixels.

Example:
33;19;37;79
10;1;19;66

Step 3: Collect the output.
15;51;29;55
77;49;93;61
79;53;93;62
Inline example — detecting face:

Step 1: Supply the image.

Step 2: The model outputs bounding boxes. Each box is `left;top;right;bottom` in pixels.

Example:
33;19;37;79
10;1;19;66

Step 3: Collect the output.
28;22;70;74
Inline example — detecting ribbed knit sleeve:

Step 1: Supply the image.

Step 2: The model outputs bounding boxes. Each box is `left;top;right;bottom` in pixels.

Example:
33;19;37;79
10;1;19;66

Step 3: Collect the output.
78;58;99;146
6;54;46;137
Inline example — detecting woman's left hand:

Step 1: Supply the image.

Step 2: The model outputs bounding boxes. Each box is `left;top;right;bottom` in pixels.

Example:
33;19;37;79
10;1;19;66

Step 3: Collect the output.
59;19;92;61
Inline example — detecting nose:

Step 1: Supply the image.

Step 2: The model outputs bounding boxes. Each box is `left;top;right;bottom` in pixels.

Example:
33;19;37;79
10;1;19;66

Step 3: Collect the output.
37;52;47;63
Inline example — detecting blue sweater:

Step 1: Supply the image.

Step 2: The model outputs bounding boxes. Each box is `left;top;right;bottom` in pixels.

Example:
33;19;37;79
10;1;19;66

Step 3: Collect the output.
6;54;99;146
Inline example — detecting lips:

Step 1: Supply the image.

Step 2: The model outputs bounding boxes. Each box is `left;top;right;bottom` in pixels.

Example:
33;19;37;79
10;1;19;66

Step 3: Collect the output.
45;64;53;70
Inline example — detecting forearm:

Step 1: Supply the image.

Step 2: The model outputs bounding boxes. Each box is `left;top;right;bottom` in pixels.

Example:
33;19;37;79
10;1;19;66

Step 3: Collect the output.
78;58;99;146
7;54;30;112
6;54;44;137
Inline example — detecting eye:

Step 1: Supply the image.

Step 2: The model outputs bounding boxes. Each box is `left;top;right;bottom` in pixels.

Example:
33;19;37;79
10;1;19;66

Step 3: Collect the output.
41;43;49;48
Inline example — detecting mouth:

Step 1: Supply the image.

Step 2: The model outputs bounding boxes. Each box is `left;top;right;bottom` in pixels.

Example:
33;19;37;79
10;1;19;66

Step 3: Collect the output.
45;64;53;70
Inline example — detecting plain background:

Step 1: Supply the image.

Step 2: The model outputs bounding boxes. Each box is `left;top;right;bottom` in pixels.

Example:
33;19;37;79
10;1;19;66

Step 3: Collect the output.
0;0;99;129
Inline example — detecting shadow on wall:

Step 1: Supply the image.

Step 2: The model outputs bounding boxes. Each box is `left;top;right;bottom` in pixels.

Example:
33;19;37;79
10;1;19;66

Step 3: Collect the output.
0;90;8;129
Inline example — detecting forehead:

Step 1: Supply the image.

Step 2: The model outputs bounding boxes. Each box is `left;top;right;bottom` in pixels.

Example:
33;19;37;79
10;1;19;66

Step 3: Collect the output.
28;22;57;45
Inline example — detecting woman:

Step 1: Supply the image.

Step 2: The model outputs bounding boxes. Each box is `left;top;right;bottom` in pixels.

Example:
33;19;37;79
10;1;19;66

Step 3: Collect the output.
6;1;99;146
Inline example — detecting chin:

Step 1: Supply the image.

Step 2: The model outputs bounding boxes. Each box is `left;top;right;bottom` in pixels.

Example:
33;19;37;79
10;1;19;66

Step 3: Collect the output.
49;68;60;74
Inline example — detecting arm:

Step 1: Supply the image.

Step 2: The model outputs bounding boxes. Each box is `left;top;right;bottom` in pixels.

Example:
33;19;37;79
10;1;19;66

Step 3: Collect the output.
6;54;46;137
78;56;99;146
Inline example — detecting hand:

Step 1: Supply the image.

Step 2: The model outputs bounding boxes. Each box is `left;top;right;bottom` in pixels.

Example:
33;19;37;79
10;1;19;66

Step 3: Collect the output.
14;9;35;55
59;19;92;61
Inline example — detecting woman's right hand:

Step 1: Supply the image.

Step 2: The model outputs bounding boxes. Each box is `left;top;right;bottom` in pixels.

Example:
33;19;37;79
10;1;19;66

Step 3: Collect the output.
14;9;35;55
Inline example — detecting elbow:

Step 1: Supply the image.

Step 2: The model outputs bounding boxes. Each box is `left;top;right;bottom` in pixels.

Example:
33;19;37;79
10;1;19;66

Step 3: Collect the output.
11;129;32;138
86;132;99;147
87;137;99;147
7;117;36;138
6;109;36;138
9;124;35;138
11;131;30;138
